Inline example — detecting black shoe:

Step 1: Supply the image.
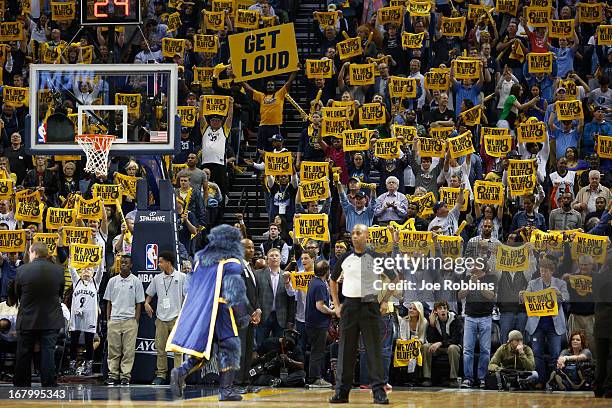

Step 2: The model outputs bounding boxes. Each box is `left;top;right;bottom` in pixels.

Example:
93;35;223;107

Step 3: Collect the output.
246;385;262;393
151;377;166;385
105;378;118;386
329;393;349;403
373;390;389;405
120;378;130;385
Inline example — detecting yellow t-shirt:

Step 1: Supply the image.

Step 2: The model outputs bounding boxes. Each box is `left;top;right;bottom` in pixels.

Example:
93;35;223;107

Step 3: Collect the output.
252;87;287;126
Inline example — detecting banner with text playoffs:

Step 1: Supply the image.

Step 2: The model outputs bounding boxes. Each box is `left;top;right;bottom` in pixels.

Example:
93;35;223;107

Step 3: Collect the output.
229;23;298;82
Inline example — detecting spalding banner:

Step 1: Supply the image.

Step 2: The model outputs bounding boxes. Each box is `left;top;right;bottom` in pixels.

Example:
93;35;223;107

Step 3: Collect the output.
229;23;298;82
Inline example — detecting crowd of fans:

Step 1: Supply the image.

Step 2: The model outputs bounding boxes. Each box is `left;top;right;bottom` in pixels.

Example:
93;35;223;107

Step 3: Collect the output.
0;0;611;398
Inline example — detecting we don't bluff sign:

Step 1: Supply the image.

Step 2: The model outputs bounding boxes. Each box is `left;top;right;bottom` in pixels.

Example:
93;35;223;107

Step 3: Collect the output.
229;23;299;82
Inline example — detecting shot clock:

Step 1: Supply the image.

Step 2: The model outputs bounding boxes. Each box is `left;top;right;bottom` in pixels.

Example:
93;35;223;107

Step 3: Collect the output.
80;0;142;25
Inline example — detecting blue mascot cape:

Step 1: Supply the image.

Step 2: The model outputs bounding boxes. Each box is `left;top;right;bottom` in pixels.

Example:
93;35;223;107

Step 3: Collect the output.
166;225;245;360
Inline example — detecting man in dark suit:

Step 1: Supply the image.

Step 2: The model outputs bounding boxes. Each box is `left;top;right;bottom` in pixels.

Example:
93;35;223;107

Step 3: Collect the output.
593;253;612;398
234;239;262;394
254;247;294;347
14;242;65;387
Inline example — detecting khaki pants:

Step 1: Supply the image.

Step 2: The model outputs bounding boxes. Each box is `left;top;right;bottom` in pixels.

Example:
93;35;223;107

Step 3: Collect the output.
568;314;596;358
107;319;138;381
155;317;182;378
422;343;461;380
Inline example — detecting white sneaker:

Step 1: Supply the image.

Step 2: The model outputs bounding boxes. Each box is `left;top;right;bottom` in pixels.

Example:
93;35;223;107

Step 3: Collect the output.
307;378;332;388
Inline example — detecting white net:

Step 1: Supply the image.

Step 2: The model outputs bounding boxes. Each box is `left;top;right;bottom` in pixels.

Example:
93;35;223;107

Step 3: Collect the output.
76;135;115;175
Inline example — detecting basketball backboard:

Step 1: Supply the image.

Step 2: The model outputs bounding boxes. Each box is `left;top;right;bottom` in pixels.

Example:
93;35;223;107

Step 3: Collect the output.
26;63;180;156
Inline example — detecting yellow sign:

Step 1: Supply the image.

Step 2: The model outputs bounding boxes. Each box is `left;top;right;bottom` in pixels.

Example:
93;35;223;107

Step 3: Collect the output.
453;59;481;80
467;4;487;21
115;93;142;115
496;244;530;272
332;100;356;120
474;180;504;206
2;86;29;108
93;184;122;205
177;106;197;127
0;230;26;253
407;0;431;16
314;11;338;28
418;137;446;158
322;117;350;137
161;38;185;58
81;45;94;64
264;151;293;176
530;229;564;252
577;3;604;24
33;233;58;256
572;232;607;264
290;272;315;292
394;338;422;367
300;161;329;182
411;192;435;217
424;68;450;90
229;23;298;82
212;0;235;15
193;34;219;53
167;12;182;32
549;20;574;39
336;36;362;60
45;207;76;230
556;100;583;121
51;1;76;21
484;134;512;158
398;230;433;254
517;119;547;143
508;159;536;177
349;63;376;86
0;22;24;42
459;105;482;126
524;288;558;317
440;17;466;37
496;0;519;16
598;135;612;158
202;95;230;116
389;76;417;98
305;59;333;79
448;131;475;159
321;107;349;119
235;9;259;29
358;103;385;124
75;196;104;221
70;244;103;269
402;32;425;49
526;7;551;27
15;191;44;223
437;235;463;259
294;214;330;242
527;52;554;74
392;125;418;142
342;129;371;151
597;25;612;46
62;226;92;246
114;173;139;200
508;174;536;196
377;6;404;25
203;10;225;31
439;187;469;212
374;138;402;159
368;226;394;253
300;177;330;202
568;275;592;297
193;67;215;87
0;179;13;200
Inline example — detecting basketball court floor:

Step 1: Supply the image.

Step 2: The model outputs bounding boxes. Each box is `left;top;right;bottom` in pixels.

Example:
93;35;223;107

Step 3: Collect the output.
0;385;602;407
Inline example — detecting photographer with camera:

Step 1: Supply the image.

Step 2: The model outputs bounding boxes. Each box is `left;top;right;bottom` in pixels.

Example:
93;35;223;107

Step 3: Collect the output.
485;330;537;391
249;328;306;387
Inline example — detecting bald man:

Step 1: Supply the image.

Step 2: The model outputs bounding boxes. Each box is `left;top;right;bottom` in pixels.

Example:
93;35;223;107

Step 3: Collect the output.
234;239;262;394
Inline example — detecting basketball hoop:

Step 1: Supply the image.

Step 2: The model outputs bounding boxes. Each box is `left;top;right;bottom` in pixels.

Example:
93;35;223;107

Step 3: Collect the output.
75;134;116;175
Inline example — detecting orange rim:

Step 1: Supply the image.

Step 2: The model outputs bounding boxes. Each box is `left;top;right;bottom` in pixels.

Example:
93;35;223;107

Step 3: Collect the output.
75;134;116;151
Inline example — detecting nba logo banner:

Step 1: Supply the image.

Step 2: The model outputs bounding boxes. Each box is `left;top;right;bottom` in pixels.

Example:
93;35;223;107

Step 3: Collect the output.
146;244;158;270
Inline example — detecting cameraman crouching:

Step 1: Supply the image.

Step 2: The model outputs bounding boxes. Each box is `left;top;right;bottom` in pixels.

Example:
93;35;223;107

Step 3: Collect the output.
249;329;306;387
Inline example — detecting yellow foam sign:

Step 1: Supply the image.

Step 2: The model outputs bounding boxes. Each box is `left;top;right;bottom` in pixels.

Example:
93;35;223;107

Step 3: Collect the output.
572;231;607;264
474;180;504;205
336;37;362;60
411;192;435;217
51;1;76;21
568;275;592;297
402;32;425;49
264;151;293;176
389;76;417;98
167;11;182;32
229;23;298;82
459;105;482;126
322;107;349;119
0;179;13;200
377;6;404;25
531;0;552;6
440;17;466;37
93;184;122;205
322;117;350;137
349;63;376;86
508;159;536;177
549;20;574;39
527;52;554;74
81;45;94;64
358;103;386;125
526;7;551;27
496;0;519;16
598;135;612;159
368;226;394;253
496;244;530;272
0;230;26;253
211;0;235;16
193;34;219;53
452;59;480;80
437;235;463;259
556;100;583;121
508;175;537;196
374;138;402;159
392;125;418;142
418;137;446;158
15;193;44;223
407;1;431;16
62;226;92;246
577;3;604;24
314;11;338;28
332;100;356;120
294;214;330;242
2;86;28;107
114;173;139;200
448;131;475;159
193;67;215;87
177;106;197;127
424;68;450;90
342;129;371;151
70;244;103;269
290;272;315;292
203;10;225;31
598;25;612;46
560;79;579;100
33;233;58;256
161;37;185;58
300;161;329;182
305;59;333;79
399;230;433;254
467;4;487;21
524;288;558;317
45;207;76;230
439;187;469;212
115;93;141;115
393;338;422;367
75;196;103;221
517;120;547;143
0;22;24;41
235;9;259;29
299;177;330;202
484;134;512;158
530;229;564;252
202;95;230;116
